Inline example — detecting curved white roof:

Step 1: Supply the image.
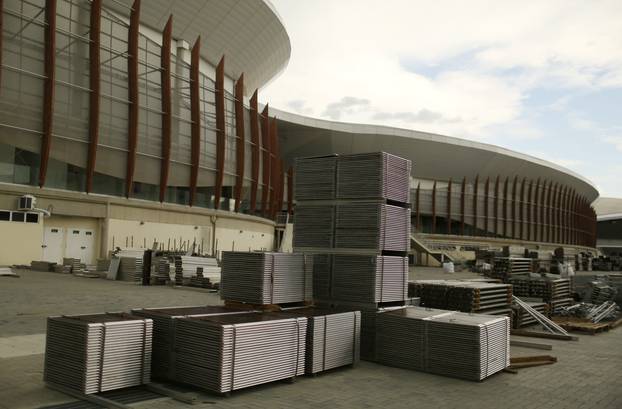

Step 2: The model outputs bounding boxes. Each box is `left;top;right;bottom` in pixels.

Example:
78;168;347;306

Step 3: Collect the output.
594;197;622;219
272;108;599;201
105;0;290;92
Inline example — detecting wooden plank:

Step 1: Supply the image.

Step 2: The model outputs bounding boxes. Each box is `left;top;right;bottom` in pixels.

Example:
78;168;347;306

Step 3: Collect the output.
510;355;557;363
508;361;556;369
510;340;553;350
511;329;578;341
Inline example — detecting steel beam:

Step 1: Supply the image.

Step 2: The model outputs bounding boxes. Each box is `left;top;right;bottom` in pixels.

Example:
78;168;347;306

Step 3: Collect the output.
447;178;452;234
540;180;547;242
460;177;466;235
85;0;101;193
233;73;245;212
520;177;526;240
503;177;509;238
287;166;293;215
158;16;172;202
416;182;421;231
39;0;57;187
512;176;518;239
527;180;533;241
214;56;226;209
484;177;490;236
125;0;140;198
249;91;260;213
473;175;479;235
269;117;278;219
431;180;437;234
188;37;201;206
494;176;500;236
260;105;270;217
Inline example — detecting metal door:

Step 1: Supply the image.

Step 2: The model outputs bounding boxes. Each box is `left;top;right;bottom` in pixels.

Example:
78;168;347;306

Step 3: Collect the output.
42;227;64;263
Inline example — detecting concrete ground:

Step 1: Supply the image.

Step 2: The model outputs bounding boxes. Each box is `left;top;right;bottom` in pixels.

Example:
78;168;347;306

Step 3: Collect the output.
1;268;621;409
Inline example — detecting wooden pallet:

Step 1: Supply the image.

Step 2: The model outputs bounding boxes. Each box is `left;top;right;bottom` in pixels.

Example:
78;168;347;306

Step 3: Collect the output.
224;299;312;312
551;317;614;335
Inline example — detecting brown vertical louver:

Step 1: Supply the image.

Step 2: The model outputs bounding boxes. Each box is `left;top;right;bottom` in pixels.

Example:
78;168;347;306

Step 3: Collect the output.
85;0;102;193
158;16;172;202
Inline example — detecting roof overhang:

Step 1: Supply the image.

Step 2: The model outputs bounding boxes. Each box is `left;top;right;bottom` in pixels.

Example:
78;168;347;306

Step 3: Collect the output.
105;0;290;92
273;108;599;201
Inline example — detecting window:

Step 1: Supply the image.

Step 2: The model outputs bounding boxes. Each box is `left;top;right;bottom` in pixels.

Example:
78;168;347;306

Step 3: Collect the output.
51;228;59;233
11;212;25;222
73;230;80;234
0;211;9;221
86;231;92;236
26;213;39;223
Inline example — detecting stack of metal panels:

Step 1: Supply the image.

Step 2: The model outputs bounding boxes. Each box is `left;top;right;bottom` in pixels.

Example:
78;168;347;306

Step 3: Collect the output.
96;259;111;272
293;205;335;249
313;255;408;303
491;257;532;281
334;203;410;252
153;258;171;284
174;256;220;285
118;257;143;283
290;309;360;374
131;306;252;380
511;300;549;328
410;280;512;315
173;313;307;393
44;313;152;394
376;307;510;381
544;278;573;310
336;152;411;204
376;307;452;370
294;155;337;201
221;252;312;304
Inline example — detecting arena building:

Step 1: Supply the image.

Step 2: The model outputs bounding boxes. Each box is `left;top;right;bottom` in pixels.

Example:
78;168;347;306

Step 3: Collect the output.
0;0;599;266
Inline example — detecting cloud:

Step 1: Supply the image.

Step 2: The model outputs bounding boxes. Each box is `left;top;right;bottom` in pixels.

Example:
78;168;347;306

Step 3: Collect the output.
286;99;314;115
321;97;370;120
604;136;622;153
372;109;460;124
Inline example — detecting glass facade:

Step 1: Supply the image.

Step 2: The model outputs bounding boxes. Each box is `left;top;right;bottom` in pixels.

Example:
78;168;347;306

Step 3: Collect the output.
0;0;289;220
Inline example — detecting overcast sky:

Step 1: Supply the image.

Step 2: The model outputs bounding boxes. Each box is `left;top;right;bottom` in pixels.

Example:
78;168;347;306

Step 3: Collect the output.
261;0;622;198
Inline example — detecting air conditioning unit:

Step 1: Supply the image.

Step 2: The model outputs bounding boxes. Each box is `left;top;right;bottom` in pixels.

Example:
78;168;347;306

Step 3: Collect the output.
18;194;36;211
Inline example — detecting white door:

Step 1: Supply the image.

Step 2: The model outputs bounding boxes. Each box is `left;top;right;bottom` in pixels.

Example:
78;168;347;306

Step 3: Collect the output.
42;227;64;263
66;229;96;264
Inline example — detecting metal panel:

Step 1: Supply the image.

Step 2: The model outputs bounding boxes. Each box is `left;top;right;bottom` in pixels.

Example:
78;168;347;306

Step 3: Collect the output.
287;165;293;215
511;176;518;239
86;0;101;193
534;178;540;242
269;117;278;218
214;56;226;209
249;91;260;213
484;177;489;236
416;182;421;231
159;16;172;202
39;0;57;187
460;177;466;235
494;175;499;236
233;74;245;212
503;177;509;238
540;180;546;242
527;180;533;241
447;178;452;234
260;105;270;217
431;180;436;234
473;175;479;233
189;37;201;206
519;178;526;240
125;0;140;197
